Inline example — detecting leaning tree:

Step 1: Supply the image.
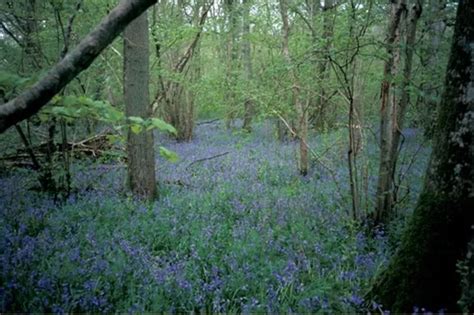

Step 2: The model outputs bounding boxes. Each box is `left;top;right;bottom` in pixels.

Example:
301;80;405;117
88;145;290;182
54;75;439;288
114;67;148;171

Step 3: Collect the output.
0;0;157;133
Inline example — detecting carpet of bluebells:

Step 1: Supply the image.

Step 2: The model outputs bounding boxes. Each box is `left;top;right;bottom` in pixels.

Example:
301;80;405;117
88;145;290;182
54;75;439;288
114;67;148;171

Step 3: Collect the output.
0;121;430;313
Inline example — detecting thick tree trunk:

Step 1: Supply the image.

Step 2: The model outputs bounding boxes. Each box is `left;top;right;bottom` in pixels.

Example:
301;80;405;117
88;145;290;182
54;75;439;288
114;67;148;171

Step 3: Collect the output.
279;0;309;176
368;0;474;311
0;0;157;133
374;0;407;225
124;11;157;199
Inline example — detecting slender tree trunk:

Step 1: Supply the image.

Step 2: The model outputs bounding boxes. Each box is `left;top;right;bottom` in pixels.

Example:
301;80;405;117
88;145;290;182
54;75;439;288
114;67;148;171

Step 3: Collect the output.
368;0;474;310
389;0;422;206
55;1;83;198
225;0;239;129
21;0;43;73
375;0;422;225
242;0;254;132
153;1;209;142
124;11;157;199
420;0;446;137
374;0;407;225
348;68;361;220
279;0;309;176
316;0;335;130
22;0;58;193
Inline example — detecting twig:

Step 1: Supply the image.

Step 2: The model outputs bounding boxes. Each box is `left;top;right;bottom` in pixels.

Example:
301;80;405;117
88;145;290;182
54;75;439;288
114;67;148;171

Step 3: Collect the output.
0;21;24;47
58;0;84;59
72;130;110;148
272;110;347;206
151;1;213;113
186;151;230;170
272;110;327;167
14;124;41;170
163;179;192;187
197;119;220;126
393;135;428;208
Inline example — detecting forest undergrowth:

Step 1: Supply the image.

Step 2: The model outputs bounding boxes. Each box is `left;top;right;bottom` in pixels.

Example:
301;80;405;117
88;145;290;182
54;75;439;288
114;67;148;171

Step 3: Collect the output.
0;120;430;313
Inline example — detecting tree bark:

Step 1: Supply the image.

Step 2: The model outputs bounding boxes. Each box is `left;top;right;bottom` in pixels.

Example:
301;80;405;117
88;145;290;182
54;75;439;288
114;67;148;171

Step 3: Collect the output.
224;0;240;129
0;0;158;133
420;0;446;137
374;0;407;225
279;0;309;176
152;1;210;142
21;0;43;72
315;0;335;130
124;11;157;200
368;0;474;311
389;0;422;206
242;0;254;132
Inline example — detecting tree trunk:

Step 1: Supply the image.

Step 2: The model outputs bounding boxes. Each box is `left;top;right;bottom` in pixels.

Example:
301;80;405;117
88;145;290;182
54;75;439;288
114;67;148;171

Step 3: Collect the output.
374;0;407;225
0;0;158;133
153;1;209;142
21;0;43;72
368;0;474;311
420;0;446;138
279;0;309;176
225;0;240;129
242;0;254;132
124;11;157;199
389;0;422;207
315;0;335;130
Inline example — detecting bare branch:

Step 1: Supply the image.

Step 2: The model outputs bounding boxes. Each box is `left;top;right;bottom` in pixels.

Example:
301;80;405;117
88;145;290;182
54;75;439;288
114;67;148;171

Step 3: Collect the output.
186;151;230;170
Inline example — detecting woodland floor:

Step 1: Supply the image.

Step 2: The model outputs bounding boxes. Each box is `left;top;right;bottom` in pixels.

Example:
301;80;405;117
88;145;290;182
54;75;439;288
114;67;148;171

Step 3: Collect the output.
0;120;430;312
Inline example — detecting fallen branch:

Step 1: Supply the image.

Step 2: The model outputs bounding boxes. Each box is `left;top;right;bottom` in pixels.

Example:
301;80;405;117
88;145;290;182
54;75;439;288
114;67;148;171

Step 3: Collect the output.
163;179;192;187
1;131;115;166
197;119;220;126
186;151;230;170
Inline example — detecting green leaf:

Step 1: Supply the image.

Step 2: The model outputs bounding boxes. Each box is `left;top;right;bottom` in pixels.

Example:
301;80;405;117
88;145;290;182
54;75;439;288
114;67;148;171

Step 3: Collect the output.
149;118;177;135
159;146;179;163
128;116;145;125
106;134;124;144
0;71;23;89
62;95;78;107
130;124;142;134
103;107;124;123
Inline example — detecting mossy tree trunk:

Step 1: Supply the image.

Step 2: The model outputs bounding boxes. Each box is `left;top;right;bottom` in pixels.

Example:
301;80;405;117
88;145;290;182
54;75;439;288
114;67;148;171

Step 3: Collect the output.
368;0;474;311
